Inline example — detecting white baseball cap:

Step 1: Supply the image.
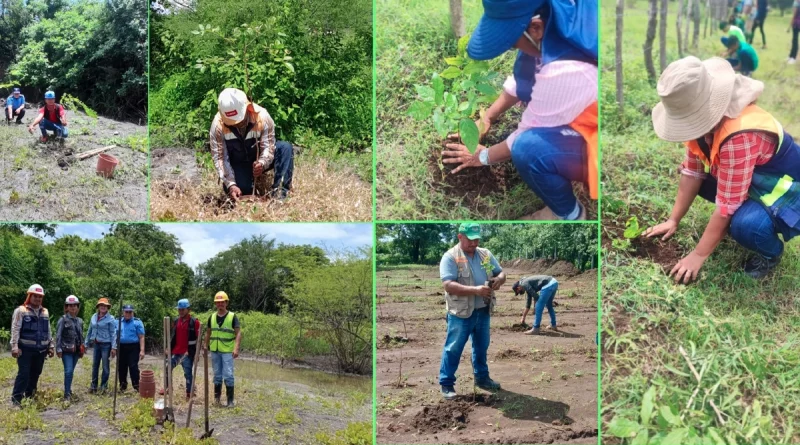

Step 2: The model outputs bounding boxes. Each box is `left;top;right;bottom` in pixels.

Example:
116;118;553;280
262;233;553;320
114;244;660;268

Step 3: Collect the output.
27;284;44;296
218;88;249;126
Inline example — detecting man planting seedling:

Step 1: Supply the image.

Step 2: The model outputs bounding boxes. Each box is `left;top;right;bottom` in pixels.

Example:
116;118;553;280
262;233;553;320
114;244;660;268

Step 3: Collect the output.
438;223;506;400
210;88;294;203
512;275;558;334
28;91;68;143
645;56;800;282
440;0;598;220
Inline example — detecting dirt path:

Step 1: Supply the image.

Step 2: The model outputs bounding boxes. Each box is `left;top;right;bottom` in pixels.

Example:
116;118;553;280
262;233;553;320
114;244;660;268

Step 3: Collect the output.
150;147;372;222
0;111;147;221
376;265;599;444
0;353;370;444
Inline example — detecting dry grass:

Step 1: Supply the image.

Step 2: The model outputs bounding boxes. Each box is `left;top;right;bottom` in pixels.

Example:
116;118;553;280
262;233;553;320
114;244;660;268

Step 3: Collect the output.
150;156;372;222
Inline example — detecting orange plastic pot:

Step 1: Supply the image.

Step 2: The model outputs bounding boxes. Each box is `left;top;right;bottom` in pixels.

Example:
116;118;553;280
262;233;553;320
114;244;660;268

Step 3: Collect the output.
96;154;119;178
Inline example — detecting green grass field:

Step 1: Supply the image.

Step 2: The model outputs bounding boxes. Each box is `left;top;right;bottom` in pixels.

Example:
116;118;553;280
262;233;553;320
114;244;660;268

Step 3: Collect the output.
376;0;551;220
601;2;800;444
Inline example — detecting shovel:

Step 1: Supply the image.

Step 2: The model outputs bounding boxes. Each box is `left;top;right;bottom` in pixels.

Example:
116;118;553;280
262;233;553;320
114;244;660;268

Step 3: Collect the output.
163;317;175;424
200;342;214;439
185;325;204;428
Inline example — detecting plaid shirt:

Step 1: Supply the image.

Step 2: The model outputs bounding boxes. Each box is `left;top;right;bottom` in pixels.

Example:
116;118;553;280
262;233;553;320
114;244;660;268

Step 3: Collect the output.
681;131;777;216
209;103;276;189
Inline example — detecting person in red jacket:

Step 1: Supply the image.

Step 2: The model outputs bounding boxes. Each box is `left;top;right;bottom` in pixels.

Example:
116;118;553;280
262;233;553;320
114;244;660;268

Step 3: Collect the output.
161;298;201;399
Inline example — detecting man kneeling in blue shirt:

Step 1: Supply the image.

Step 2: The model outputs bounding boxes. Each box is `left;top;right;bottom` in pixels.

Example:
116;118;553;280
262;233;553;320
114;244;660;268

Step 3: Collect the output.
6;88;26;125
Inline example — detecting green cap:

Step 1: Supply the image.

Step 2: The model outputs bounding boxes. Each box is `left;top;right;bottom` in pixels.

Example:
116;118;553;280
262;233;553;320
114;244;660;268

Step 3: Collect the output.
458;223;481;240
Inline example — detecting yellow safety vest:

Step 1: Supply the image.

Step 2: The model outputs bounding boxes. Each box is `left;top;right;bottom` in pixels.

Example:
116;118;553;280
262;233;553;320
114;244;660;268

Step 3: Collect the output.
208;311;236;353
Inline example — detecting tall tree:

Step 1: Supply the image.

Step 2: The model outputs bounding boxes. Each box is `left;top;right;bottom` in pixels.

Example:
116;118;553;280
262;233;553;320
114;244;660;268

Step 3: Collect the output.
645;0;659;82
449;0;465;38
616;0;625;112
659;0;668;71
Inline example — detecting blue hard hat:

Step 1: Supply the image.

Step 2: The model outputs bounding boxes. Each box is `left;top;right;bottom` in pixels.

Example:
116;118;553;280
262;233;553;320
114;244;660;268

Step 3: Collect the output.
467;0;545;61
176;298;190;309
123;304;134;312
44;91;55;99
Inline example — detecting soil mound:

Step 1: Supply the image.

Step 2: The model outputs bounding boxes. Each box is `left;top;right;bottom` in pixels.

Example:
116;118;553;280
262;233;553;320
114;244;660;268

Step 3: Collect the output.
412;401;474;433
544;260;581;278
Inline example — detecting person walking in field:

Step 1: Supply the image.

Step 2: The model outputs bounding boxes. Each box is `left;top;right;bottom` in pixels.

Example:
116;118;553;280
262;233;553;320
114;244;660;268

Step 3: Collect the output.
441;0;598;221
85;298;117;394
725;38;759;76
210;88;294;203
163;298;201;399
114;305;145;393
438;223;506;400
646;56;800;281
787;0;800;64
27;91;68;143
10;284;54;406
56;295;85;401
748;0;768;48
6;88;26;125
512;275;558;334
204;291;242;407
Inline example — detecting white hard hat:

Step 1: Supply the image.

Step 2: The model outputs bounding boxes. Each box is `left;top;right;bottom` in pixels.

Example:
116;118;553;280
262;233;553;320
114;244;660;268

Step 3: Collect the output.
65;295;80;305
27;284;44;296
218;88;249;126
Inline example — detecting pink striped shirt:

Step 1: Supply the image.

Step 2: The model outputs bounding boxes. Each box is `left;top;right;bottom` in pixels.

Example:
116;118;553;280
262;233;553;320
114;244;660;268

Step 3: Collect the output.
504;60;598;150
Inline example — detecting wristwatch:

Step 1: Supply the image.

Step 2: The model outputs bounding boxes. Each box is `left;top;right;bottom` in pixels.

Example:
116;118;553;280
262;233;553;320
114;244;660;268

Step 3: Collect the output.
479;148;490;166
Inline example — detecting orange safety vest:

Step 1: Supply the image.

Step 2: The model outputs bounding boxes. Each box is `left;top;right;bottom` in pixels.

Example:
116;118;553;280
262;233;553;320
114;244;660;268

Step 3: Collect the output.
569;102;598;200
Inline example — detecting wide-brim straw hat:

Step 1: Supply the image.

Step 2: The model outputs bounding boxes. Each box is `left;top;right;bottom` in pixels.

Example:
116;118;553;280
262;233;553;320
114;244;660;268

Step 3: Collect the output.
652;57;736;142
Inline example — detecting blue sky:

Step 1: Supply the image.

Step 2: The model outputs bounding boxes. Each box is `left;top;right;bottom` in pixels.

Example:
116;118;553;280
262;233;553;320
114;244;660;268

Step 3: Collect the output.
49;223;373;269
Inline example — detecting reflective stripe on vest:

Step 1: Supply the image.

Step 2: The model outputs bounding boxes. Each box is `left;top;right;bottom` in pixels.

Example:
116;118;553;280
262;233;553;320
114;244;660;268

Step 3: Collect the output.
18;306;51;351
685;105;793;205
209;311;235;353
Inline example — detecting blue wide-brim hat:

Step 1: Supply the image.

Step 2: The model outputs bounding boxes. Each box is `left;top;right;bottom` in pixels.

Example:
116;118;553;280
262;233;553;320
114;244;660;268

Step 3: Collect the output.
468;0;547;61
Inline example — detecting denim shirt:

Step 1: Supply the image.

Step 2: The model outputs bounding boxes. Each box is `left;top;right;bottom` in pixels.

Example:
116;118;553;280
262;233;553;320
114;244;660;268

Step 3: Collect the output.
85;312;117;347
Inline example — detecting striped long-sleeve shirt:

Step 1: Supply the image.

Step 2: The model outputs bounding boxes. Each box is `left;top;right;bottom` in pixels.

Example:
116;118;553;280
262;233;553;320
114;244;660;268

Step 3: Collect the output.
209;103;276;189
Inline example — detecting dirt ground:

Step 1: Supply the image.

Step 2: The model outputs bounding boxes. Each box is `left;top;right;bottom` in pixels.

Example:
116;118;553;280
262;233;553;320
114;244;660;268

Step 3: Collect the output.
150;147;372;222
0;352;370;444
0;111;147;221
376;263;599;444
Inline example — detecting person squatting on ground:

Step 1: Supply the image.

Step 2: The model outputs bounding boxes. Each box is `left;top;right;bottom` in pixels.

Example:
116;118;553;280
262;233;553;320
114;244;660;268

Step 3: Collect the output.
725;37;759;76
512;275;558;334
85;298;117;393
441;0;598;221
6;88;26;125
647;56;800;281
56;295;85;401
787;0;800;64
10;284;54;406
204;291;242;408
438;223;506;400
163;298;201;399
210;88;294;203
27;91;68;142
114;305;145;393
719;21;747;53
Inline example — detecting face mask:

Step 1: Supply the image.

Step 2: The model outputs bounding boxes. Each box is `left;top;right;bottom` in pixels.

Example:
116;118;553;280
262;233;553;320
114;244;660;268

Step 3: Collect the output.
523;31;541;52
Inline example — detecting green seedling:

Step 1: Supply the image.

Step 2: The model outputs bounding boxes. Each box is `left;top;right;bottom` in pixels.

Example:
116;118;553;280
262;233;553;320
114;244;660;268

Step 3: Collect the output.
624;216;647;239
407;34;500;153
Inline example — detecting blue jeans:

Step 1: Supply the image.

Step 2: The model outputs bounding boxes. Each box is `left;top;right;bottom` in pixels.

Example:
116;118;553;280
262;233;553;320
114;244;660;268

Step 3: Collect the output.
511;126;587;218
223;140;294;195
699;178;800;258
534;280;559;329
171;353;195;393
91;342;112;390
210;352;234;386
438;307;491;387
11;348;47;404
726;56;755;76
62;352;79;397
40;119;68;138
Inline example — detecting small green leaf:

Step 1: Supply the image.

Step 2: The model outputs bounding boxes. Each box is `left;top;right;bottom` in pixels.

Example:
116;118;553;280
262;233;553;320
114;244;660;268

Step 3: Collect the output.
444;56;463;66
459;119;479;153
432;73;444;106
458;101;470;112
641;386;656;425
407;102;432;121
415;85;435;102
444;92;458;112
440;66;461;79
476;83;496;96
460;79;476;91
433;109;448;138
632;429;649;445
659;406;679;426
457;34;470;55
463;61;490;75
663;428;687;445
607;416;641;438
624;216;645;239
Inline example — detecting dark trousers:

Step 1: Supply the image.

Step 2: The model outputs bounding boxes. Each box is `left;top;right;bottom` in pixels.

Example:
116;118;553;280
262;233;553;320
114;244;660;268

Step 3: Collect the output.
222;140;294;195
11;348;47;404
749;16;766;45
790;28;799;59
5;107;24;123
118;343;140;390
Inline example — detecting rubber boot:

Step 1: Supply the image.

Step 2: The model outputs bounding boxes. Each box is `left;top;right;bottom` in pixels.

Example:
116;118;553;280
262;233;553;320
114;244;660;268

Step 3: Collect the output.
226;386;235;408
214;384;222;405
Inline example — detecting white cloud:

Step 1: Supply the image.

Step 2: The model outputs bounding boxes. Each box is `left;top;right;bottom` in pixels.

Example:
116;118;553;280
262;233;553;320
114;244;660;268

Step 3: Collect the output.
158;224;237;269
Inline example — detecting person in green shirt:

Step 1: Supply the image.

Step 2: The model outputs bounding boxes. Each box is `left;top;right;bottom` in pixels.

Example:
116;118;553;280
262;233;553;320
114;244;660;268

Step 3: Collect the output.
720;21;747;56
726;38;759;76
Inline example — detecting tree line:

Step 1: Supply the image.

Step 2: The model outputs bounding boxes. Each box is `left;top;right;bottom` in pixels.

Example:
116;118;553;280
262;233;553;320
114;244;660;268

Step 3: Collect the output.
0;224;372;374
0;0;146;120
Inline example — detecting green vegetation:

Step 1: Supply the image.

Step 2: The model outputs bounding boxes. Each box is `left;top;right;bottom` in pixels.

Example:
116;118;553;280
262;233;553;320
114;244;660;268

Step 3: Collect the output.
1;0;146;119
377;223;598;269
0;224;372;374
149;0;372;180
602;2;800;444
